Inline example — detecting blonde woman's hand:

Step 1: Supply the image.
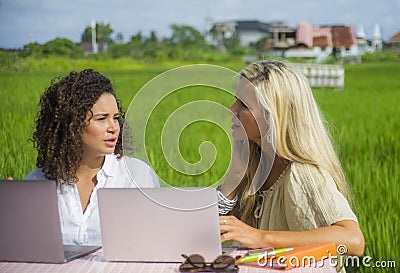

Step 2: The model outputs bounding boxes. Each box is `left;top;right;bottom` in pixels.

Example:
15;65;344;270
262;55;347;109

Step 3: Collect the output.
229;140;248;175
219;215;268;249
220;141;249;199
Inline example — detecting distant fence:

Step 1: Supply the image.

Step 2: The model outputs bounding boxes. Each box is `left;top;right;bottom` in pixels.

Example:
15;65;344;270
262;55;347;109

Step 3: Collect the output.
240;58;345;90
295;64;344;90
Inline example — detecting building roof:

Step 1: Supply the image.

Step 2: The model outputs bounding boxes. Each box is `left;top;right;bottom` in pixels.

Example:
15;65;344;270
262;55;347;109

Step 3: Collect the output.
236;20;270;32
330;26;357;48
296;21;357;49
296;21;313;48
390;32;400;42
313;36;330;48
79;42;107;53
312;27;332;47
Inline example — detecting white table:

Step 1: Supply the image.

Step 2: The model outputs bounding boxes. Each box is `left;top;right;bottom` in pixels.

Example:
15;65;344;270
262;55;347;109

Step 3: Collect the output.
0;248;338;273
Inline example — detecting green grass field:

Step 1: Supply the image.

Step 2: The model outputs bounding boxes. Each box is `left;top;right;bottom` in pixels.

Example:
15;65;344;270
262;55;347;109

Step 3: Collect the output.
0;61;398;272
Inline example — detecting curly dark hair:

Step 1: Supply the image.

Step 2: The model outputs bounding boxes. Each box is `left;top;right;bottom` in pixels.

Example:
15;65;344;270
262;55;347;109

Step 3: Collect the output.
32;69;125;185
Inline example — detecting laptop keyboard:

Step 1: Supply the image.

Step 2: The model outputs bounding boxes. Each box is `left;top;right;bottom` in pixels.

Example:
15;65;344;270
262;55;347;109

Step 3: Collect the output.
64;250;83;257
63;245;100;260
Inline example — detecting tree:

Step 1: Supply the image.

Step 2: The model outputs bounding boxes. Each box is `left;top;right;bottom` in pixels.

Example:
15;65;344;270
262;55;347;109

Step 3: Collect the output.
81;22;114;44
130;32;144;44
108;31;144;59
114;32;124;44
20;42;42;58
42;38;84;58
142;31;166;59
165;24;213;60
168;24;207;48
19;38;84;58
223;32;247;55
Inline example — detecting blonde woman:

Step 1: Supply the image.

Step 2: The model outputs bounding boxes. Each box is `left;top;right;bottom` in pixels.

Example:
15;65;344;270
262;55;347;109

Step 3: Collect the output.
218;61;364;260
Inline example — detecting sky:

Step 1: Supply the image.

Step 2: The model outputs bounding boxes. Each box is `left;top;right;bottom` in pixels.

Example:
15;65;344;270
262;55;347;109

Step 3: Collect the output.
0;0;399;49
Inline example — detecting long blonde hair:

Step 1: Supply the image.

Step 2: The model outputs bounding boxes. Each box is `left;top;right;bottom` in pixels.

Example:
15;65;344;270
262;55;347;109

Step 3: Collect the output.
238;60;351;221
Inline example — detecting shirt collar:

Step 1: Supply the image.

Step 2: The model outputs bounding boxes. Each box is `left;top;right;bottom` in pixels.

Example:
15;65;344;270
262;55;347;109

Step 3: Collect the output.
100;153;116;177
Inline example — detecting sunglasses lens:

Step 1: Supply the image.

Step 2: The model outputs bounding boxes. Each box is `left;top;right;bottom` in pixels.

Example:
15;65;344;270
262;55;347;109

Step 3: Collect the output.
213;255;236;270
190;254;205;265
181;254;205;269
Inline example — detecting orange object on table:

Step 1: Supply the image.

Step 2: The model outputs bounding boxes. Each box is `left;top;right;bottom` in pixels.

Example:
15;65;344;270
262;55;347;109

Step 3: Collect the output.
238;242;337;270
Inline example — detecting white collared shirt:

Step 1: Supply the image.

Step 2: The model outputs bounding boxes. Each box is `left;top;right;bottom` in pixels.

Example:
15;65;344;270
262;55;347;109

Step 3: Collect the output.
26;154;159;246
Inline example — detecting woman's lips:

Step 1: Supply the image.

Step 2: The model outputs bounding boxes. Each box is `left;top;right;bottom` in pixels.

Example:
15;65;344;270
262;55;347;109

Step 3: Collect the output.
104;139;117;147
231;124;240;130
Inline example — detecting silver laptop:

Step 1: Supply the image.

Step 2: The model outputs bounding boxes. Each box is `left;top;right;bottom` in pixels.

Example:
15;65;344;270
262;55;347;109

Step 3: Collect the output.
98;187;223;262
0;180;100;263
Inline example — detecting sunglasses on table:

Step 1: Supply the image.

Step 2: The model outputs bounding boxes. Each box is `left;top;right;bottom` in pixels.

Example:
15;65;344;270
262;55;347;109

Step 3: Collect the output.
179;253;239;273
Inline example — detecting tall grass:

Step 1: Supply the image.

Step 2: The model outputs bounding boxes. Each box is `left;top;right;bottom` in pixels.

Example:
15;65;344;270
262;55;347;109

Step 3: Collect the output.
313;63;399;272
0;62;398;272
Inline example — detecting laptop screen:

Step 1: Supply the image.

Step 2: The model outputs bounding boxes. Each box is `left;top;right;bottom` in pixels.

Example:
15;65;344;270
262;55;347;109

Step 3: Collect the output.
98;187;222;262
0;180;66;263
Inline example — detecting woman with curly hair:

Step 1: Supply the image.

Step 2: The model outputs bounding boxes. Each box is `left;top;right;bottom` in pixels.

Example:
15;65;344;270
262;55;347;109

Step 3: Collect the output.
27;69;159;246
217;60;364;267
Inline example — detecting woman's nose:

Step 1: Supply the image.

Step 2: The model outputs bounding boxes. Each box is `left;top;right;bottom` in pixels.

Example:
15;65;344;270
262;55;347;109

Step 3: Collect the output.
107;120;119;132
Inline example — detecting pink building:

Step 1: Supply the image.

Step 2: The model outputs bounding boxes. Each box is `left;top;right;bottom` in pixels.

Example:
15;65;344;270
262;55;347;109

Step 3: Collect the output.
296;21;357;49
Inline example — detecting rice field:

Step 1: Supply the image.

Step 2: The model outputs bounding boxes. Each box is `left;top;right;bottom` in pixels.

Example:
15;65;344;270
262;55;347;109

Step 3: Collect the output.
0;61;398;272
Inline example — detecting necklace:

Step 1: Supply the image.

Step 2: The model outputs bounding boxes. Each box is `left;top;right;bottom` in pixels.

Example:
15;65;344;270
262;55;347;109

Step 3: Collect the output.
261;162;292;192
277;162;291;183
